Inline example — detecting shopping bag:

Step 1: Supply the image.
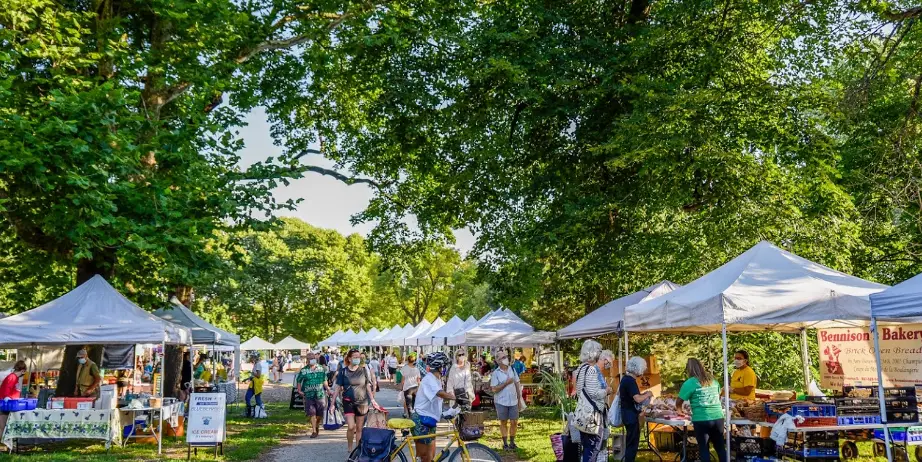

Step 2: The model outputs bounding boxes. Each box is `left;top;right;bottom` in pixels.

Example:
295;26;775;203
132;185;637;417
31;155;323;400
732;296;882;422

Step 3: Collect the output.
608;391;622;427
550;433;565;461
365;408;388;429
516;383;527;412
254;405;268;419
324;397;345;430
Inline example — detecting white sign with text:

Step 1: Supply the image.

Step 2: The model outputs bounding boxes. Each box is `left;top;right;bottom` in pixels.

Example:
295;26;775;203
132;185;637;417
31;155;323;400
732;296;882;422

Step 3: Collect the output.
187;393;226;444
818;325;922;390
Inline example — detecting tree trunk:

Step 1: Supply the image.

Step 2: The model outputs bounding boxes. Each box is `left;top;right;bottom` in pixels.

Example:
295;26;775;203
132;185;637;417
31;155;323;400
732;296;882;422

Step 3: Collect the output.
75;251;117;285
174;286;193;306
162;345;183;398
55;345;103;397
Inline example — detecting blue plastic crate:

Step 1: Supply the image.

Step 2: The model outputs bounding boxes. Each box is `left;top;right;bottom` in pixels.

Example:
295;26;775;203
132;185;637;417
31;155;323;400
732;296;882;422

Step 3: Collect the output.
874;428;908;442
767;403;837;419
0;398;37;412
781;447;840;458
838;415;882;426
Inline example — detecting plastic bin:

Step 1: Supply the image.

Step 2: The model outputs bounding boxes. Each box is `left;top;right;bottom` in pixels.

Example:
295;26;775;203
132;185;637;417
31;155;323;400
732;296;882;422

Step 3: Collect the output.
874;428;908;443
63;397;95;409
0;398;37;412
731;436;776;457
838;415;881;426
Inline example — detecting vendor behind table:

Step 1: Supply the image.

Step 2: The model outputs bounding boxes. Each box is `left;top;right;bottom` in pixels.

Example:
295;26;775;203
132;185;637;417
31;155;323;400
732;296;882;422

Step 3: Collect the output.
729;349;756;401
74;349;102;398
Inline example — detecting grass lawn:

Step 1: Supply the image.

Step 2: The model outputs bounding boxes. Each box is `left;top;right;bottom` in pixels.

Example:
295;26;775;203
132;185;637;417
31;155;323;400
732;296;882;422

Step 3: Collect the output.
478;406;898;462
0;402;309;461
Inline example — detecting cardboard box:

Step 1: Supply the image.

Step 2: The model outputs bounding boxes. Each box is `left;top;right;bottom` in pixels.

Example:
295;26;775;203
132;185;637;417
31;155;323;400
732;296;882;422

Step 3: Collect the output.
646;355;660;375
638;373;662;397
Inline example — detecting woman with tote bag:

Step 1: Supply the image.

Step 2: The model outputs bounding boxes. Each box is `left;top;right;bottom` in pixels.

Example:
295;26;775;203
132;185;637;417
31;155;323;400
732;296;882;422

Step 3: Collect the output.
573;341;616;462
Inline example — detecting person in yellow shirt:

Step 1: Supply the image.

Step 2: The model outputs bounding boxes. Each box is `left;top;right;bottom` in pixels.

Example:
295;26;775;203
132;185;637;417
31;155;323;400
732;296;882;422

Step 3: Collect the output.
730;350;757;400
245;368;265;417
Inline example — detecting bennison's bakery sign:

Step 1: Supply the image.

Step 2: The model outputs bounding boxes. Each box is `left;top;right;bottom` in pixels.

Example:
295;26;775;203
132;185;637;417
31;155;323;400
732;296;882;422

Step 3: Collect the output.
818;326;922;389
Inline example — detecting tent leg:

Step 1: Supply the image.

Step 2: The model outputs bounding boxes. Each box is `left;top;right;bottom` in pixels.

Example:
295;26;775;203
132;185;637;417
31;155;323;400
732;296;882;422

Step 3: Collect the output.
721;324;731;462
872;318;893;462
800;329;811;392
159;339;165;455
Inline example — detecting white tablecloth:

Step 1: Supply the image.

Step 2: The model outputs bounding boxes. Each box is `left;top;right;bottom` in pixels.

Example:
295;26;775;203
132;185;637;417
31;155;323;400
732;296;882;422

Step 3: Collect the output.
2;409;121;449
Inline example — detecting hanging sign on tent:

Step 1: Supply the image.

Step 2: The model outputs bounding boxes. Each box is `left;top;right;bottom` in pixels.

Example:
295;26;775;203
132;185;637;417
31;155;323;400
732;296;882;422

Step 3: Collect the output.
187;393;226;444
817;325;922;389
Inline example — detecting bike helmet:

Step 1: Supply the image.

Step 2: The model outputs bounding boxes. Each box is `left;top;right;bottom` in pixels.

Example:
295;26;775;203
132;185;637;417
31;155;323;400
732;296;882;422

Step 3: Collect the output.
425;352;450;371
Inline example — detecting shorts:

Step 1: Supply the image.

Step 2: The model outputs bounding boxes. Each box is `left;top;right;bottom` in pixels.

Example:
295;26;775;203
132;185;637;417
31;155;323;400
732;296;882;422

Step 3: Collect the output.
411;413;436;445
496;404;519;421
388;367;397;376
403;388;418;409
303;398;325;417
342;399;368;417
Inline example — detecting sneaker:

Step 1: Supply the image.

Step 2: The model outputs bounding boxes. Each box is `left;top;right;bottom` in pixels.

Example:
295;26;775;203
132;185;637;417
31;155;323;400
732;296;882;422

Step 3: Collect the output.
510;443;518;450
503;444;511;452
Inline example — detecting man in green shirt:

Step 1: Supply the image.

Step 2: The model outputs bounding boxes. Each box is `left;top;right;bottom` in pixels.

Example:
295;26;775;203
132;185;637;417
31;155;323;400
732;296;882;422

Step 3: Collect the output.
74;349;102;397
297;352;330;438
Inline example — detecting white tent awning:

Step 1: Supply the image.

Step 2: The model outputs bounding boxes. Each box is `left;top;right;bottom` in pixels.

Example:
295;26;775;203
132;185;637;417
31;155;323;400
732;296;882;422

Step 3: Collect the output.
623;241;888;333
153;297;240;347
408;318;446;346
240;336;276;351
557;281;680;339
448;309;552;346
318;330;345;347
870;272;922;320
421;316;464;346
274;336;311;350
0;275;192;346
401;320;432;346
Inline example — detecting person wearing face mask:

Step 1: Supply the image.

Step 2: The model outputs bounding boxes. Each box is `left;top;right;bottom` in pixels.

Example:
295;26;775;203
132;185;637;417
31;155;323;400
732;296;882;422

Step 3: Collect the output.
333;349;376;453
490;350;521;451
446;349;475;410
297;352;330;438
73;349;101;397
729;350;757;401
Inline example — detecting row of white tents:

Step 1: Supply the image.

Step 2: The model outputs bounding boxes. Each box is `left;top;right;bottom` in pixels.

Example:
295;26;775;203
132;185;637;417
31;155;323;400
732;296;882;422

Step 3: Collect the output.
239;335;311;352
316;308;556;348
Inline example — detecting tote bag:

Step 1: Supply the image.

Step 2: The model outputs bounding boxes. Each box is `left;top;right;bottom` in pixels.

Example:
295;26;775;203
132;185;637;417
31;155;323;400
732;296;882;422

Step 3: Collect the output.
573;365;603;435
608;388;622;427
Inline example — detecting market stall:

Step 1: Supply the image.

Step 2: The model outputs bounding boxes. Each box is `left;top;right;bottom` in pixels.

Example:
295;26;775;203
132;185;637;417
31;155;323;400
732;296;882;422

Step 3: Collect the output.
622;240;888;462
430;315;479;347
421;316;464;347
407;318;446;351
317;330;345;348
0;275;194;454
870;271;922;460
153;297;240;391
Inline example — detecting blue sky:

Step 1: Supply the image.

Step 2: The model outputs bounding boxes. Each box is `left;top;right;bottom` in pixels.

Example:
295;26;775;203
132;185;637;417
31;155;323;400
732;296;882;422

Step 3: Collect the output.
236;108;476;255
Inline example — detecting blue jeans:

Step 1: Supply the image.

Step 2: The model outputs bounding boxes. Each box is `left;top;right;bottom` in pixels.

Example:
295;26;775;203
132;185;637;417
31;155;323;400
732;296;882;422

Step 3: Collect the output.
580;431;602;462
245;388;263;408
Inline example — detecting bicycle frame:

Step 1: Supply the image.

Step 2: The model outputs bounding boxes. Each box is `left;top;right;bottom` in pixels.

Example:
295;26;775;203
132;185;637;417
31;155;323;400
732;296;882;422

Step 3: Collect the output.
391;427;471;462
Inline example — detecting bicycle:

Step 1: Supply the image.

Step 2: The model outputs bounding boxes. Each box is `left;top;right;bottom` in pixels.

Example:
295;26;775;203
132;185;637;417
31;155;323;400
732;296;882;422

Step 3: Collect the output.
347;412;502;462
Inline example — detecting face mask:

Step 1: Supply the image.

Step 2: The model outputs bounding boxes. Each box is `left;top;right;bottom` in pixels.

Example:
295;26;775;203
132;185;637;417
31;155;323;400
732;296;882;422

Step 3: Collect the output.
457;357;465;365
309;359;317;366
734;360;744;369
351;358;361;366
501;359;510;366
78;358;87;365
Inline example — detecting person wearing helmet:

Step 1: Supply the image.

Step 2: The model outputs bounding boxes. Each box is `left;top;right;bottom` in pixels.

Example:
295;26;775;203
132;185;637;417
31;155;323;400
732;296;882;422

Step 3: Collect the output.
412;352;455;462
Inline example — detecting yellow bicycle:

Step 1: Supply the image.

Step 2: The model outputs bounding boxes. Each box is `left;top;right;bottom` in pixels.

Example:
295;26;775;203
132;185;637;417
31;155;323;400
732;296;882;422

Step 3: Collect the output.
347;415;502;462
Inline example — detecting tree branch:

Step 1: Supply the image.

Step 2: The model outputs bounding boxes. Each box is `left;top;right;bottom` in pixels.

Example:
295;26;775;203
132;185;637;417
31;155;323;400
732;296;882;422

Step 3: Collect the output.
883;7;922;21
302;165;383;187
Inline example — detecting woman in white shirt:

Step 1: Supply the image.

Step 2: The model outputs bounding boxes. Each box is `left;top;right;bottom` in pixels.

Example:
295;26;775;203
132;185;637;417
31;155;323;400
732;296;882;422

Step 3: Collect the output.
412;352;454;462
489;351;521;451
446;349;475;410
397;353;421;417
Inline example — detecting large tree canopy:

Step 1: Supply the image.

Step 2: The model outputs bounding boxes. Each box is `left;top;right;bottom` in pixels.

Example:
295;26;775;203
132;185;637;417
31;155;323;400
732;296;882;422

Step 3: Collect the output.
254;0;922;327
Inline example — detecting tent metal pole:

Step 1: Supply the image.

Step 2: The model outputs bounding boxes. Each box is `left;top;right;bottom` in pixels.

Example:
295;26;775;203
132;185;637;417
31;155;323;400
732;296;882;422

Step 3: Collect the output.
799;329;811;392
624;330;630;360
872;318;893;461
721;324;731;462
158;339;165;455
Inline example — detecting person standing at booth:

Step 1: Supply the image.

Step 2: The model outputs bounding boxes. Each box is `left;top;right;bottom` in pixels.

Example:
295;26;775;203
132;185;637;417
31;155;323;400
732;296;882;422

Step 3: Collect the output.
676;358;727;462
74;349;102;397
0;361;27;441
729;350;757;400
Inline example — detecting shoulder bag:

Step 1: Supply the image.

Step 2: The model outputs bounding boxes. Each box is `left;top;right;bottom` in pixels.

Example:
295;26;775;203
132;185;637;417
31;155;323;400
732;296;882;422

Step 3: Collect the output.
573;364;604;435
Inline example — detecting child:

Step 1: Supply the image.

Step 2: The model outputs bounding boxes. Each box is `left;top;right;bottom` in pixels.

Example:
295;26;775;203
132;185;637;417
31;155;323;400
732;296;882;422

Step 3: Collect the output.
244;369;265;417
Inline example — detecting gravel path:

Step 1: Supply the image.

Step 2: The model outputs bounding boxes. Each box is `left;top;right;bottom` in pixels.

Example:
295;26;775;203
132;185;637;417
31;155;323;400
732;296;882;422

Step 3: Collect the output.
264;384;405;462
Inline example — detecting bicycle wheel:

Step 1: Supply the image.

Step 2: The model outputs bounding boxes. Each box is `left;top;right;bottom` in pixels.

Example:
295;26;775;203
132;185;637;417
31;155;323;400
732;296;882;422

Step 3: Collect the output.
347;445;410;462
447;442;502;462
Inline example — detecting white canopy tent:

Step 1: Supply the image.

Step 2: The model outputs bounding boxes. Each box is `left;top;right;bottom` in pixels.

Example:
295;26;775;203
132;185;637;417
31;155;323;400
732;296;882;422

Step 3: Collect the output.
407;318;446;346
274;336;311;350
318;330;345;347
355;328;380;346
153;296;241;383
338;329;367;347
378;324;413;347
447;309;554;347
368;327;392;346
557;281;680;339
0;275;194;455
0;275;192;346
421;316;464;346
401;320;432;346
622;241;887;333
621;240;888;462
240;336;277;351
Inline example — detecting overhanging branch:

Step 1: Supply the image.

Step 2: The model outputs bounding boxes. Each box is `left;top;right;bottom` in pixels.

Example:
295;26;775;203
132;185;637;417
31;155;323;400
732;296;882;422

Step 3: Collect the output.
884;7;922;21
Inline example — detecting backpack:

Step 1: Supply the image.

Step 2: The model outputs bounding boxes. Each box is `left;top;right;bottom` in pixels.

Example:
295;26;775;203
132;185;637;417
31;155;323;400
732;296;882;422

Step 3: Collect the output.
357;428;395;462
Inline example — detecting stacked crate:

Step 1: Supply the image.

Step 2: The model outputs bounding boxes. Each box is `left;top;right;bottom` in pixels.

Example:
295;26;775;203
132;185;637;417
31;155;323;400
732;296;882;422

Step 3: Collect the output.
731;435;776;461
766;402;837;427
781;430;840;462
847;386;922;424
835;397;880;426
